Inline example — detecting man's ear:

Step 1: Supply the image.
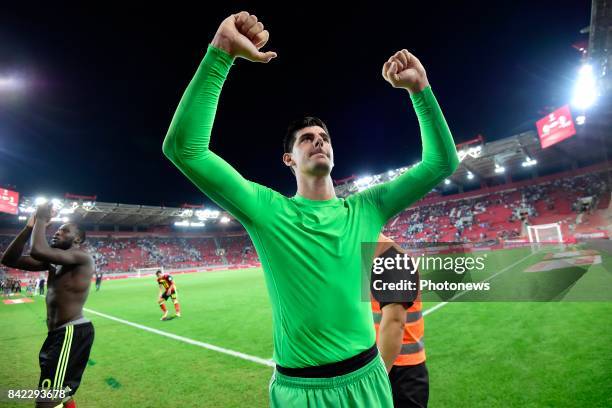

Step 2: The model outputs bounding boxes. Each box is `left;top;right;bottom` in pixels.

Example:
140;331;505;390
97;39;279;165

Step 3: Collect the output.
282;152;294;168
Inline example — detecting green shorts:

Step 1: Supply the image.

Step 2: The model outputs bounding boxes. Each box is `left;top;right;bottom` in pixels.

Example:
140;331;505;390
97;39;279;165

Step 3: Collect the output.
269;356;393;407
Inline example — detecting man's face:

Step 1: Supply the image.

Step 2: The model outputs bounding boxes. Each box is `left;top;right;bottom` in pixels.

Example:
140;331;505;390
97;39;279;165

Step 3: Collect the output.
283;126;334;176
50;224;78;249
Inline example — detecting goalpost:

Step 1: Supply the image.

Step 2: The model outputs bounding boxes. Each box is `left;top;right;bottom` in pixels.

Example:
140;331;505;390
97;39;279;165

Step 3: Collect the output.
527;223;563;243
527;223;565;252
135;266;164;278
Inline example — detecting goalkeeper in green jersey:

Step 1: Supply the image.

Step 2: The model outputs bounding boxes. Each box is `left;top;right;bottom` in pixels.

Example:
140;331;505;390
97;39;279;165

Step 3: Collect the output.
163;11;458;407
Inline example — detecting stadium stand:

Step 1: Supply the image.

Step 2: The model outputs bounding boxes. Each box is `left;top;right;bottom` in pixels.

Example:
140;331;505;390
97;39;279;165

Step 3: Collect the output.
1;168;610;281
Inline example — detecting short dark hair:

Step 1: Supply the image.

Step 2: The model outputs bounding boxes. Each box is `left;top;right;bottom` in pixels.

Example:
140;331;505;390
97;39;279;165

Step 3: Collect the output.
68;223;86;244
283;116;330;154
156;270;162;275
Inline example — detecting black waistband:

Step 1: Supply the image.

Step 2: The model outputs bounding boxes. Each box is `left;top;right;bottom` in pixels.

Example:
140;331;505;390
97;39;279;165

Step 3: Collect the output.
275;344;378;378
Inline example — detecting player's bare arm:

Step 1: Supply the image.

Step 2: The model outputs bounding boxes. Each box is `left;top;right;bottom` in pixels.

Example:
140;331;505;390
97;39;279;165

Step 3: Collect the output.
30;203;91;266
0;214;49;271
374;236;408;372
379;303;407;372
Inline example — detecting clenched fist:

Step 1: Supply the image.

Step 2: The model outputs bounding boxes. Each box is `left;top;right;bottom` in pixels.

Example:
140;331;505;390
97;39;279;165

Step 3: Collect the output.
35;202;54;224
211;11;277;63
382;49;429;94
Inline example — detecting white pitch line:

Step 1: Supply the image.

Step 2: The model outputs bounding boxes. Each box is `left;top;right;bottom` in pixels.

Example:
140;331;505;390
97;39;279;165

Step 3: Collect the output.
83;308;275;368
422;251;538;317
84;251;536;365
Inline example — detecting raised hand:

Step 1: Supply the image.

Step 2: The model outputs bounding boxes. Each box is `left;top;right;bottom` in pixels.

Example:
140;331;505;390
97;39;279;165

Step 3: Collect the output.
35;203;53;224
211;11;277;63
382;49;429;94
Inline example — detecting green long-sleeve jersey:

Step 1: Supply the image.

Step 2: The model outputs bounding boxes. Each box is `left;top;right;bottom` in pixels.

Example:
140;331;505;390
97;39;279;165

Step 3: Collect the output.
163;45;459;368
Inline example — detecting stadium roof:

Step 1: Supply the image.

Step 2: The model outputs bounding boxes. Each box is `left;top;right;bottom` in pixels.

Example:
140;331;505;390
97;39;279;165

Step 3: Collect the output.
8;198;233;229
2;127;610;228
334;127;611;197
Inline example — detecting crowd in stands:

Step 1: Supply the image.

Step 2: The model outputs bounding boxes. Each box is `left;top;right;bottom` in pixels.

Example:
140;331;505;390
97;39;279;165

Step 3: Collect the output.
381;172;610;243
0;234;254;278
218;235;258;265
86;236;236;273
0;171;609;279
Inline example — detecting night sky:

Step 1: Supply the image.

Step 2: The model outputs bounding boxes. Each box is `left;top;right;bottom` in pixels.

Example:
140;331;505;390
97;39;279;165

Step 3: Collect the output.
0;1;590;208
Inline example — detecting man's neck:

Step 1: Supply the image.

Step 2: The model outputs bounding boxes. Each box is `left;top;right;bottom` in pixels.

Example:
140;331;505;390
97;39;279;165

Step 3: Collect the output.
296;174;336;201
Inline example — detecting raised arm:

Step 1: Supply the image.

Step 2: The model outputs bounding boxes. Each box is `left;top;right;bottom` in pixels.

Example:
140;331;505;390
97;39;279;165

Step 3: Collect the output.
0;215;49;271
30;203;91;266
366;50;459;221
162;12;277;224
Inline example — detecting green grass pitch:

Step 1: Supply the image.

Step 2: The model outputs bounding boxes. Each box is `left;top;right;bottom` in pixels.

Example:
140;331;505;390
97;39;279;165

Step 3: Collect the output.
1;245;611;407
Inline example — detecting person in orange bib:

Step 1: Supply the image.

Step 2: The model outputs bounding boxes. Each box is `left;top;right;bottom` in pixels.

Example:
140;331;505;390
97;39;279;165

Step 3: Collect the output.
372;234;428;407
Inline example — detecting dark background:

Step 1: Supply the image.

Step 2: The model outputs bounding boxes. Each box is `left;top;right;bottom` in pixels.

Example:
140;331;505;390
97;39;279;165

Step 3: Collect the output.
0;1;590;206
